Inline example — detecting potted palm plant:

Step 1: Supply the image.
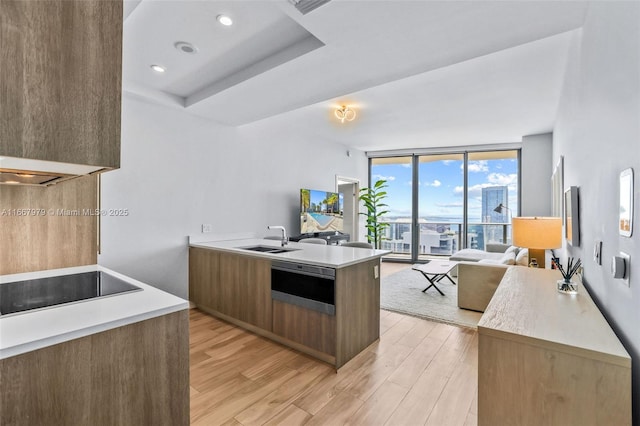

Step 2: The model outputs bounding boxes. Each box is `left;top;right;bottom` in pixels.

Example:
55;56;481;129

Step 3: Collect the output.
359;179;390;249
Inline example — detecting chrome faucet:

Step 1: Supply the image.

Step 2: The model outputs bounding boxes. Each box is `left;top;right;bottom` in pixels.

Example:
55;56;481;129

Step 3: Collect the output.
267;225;288;246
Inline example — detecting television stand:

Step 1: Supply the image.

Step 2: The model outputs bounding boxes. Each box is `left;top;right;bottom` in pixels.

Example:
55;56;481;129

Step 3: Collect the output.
290;232;350;245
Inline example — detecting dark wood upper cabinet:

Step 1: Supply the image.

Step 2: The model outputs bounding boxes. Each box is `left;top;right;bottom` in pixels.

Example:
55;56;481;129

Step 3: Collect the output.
0;0;122;169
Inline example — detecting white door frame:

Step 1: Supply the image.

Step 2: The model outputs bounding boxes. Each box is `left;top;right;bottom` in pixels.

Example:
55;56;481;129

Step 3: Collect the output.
336;175;360;241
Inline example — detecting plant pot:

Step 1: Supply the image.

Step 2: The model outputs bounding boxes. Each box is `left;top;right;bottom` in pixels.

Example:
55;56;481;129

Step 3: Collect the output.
557;279;578;295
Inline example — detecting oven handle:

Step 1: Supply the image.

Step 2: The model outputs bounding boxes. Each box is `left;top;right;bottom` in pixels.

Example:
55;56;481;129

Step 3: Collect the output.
271;260;335;280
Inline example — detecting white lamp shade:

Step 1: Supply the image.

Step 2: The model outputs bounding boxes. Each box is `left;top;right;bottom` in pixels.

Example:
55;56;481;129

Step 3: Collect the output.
512;217;562;249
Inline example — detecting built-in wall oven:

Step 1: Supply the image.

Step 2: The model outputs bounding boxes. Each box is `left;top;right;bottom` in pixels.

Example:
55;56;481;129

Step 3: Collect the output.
271;260;335;315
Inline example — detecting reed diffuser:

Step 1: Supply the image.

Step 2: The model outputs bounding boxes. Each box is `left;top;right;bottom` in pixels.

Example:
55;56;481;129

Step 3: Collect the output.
552;257;582;294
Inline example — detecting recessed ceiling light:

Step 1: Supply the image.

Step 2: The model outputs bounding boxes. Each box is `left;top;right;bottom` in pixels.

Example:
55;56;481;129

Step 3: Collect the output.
216;14;233;26
175;41;198;54
150;64;166;73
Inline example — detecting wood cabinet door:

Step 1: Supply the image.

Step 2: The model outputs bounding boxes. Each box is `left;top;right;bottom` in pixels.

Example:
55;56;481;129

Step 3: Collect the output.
189;247;219;310
217;252;272;330
0;0;122;168
272;300;336;356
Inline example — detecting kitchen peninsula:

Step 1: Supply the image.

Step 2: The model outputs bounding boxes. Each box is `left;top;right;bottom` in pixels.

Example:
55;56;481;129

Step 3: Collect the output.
189;239;388;369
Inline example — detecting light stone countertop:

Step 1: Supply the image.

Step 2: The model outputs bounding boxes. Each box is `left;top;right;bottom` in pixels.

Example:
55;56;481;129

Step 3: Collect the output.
0;265;189;359
190;238;390;268
478;266;630;367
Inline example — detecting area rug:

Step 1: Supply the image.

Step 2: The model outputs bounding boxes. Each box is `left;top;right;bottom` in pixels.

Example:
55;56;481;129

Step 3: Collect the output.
380;267;482;328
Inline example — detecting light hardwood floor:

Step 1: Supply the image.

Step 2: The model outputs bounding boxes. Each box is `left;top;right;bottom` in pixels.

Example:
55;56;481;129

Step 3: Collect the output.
190;262;478;426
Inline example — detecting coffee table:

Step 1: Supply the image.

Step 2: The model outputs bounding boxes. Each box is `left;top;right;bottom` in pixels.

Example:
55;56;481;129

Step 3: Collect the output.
412;260;459;295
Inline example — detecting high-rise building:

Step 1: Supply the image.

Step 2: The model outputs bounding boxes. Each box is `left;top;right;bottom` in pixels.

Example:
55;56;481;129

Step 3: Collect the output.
482;186;508;222
482;186;508;244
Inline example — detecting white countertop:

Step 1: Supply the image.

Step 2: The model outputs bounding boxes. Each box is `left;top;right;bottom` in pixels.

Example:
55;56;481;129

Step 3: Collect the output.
190;238;390;268
0;265;189;359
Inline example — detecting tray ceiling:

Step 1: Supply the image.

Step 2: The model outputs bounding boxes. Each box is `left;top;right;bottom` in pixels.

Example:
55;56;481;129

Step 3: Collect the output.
122;0;589;151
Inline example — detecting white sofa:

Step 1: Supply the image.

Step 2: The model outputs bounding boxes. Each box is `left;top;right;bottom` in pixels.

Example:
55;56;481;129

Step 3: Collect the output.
454;245;529;312
457;262;510;312
450;243;510;262
451;244;529;266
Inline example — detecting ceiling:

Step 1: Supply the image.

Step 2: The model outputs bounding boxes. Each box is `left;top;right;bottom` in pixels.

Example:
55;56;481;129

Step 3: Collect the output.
123;0;589;152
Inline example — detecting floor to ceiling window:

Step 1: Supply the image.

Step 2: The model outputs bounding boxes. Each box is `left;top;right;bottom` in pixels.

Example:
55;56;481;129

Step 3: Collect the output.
466;150;519;251
417;154;464;261
369;157;413;260
370;149;520;262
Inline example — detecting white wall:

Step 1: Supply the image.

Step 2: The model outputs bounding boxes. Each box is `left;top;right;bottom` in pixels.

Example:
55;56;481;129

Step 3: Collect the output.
521;133;552;216
553;3;640;420
99;95;367;299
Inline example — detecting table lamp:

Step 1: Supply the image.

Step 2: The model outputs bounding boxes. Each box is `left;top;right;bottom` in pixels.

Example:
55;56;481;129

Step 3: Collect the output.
512;217;562;268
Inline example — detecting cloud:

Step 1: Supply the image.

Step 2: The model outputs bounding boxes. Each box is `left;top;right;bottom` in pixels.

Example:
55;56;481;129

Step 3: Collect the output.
454;183;501;198
373;174;396;182
487;173;517;186
453;173;519;198
424;179;441;187
467;160;489;173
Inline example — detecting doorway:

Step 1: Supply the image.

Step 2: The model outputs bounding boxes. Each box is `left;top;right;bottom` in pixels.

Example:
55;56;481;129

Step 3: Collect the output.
336;176;359;241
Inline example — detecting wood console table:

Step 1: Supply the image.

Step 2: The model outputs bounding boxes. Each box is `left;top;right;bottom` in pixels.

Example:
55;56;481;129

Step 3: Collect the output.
478;267;631;425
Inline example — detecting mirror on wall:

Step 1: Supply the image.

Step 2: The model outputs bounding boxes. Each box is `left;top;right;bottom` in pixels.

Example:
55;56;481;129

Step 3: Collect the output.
565;186;580;246
551;156;564;220
619;168;634;237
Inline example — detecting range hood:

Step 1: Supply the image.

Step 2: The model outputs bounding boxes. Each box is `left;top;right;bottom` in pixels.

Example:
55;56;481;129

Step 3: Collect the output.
0;156;107;187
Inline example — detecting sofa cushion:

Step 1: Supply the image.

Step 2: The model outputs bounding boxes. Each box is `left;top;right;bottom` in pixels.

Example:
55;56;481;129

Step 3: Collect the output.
504;245;520;256
478;252;515;265
516;248;529;266
450;249;505;263
499;252;517;265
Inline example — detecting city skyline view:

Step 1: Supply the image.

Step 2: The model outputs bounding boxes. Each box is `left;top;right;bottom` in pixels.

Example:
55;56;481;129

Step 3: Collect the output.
371;155;519;223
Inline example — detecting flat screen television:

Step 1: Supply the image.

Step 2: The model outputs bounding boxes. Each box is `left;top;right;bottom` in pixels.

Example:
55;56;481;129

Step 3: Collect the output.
300;189;343;233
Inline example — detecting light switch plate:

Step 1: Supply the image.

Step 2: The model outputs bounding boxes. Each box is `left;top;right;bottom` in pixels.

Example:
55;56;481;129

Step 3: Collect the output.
202;224;213;233
593;240;602;265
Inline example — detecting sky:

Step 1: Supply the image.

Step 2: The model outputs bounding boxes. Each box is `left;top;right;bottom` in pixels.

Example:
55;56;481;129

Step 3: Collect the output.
371;157;518;222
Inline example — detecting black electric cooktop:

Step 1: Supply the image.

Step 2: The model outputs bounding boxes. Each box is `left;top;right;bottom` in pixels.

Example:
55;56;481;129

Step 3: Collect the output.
0;271;141;316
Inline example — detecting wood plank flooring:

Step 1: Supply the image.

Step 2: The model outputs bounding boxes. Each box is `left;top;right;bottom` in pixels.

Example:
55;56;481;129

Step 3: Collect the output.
190;309;478;426
189;267;478;426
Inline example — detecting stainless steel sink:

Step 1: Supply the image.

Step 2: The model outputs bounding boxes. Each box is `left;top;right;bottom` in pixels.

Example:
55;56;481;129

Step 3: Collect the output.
237;245;299;254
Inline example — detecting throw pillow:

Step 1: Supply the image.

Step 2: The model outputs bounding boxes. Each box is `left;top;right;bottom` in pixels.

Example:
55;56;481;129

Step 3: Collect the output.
498;251;517;265
516;248;529;266
504;245;519;256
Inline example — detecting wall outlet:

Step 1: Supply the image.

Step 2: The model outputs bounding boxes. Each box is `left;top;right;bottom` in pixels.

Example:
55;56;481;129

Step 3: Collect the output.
202;224;213;233
611;252;630;287
621;252;630;287
374;265;379;279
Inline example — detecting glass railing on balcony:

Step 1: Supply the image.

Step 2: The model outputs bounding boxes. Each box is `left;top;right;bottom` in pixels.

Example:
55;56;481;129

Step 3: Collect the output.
380;221;512;256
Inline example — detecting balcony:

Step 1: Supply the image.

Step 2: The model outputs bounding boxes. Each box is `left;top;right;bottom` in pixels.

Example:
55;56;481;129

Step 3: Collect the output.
380;221;511;257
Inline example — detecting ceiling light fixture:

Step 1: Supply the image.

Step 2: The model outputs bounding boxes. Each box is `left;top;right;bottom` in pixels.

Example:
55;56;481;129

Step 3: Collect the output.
150;64;166;73
174;41;198;54
216;14;233;26
334;105;356;123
